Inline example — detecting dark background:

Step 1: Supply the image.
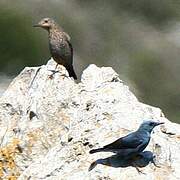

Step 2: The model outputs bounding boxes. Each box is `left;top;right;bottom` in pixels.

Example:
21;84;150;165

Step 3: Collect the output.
0;0;179;123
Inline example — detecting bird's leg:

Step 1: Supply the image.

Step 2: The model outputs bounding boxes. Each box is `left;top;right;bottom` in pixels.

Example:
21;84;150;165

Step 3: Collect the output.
134;166;145;174
152;159;161;168
48;64;69;79
56;66;71;79
48;63;59;79
55;63;58;71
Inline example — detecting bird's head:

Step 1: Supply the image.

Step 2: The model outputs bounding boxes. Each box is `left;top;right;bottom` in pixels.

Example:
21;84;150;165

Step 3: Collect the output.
33;18;57;30
138;120;164;133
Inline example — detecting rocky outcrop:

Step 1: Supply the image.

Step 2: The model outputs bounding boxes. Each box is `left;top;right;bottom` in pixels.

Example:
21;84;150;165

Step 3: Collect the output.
0;59;180;180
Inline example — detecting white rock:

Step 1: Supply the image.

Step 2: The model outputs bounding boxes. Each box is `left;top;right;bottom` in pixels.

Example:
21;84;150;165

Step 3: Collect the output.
0;59;179;180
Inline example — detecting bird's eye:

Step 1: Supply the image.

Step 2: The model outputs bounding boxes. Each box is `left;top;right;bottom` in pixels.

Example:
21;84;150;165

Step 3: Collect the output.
44;20;48;23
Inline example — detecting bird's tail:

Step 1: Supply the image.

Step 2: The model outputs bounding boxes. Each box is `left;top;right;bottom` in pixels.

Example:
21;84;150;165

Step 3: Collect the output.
88;161;98;171
66;65;77;80
89;148;105;154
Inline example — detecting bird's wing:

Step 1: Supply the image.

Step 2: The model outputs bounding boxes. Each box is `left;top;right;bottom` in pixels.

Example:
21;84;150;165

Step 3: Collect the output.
63;32;71;41
67;40;73;63
52;34;73;65
103;132;142;149
59;32;73;64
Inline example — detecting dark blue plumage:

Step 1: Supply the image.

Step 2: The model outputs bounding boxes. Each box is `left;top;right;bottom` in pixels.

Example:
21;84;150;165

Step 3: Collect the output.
89;120;164;155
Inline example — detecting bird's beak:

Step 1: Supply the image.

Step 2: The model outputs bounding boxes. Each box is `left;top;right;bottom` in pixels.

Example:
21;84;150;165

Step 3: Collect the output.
33;24;41;27
155;122;165;126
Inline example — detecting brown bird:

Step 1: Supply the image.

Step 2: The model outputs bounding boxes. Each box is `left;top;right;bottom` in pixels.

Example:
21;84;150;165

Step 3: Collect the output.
33;18;77;79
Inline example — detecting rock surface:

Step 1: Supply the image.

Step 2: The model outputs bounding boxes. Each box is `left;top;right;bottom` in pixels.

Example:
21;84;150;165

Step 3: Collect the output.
0;59;180;180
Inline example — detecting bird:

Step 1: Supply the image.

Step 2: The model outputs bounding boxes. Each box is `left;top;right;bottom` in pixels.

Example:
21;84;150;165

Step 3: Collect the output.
89;120;164;155
33;17;77;79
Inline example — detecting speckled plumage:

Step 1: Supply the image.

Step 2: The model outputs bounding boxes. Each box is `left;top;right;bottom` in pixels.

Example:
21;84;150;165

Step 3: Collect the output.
34;18;77;79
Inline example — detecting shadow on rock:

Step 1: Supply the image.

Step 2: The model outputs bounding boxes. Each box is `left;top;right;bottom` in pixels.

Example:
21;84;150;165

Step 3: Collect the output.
89;151;158;173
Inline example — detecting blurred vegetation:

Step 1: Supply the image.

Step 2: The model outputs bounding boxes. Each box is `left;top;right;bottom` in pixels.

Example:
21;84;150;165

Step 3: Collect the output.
0;0;179;122
0;8;48;75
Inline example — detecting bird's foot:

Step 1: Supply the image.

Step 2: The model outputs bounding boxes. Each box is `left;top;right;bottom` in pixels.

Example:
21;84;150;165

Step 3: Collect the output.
152;160;161;168
48;70;69;79
48;73;56;79
48;70;59;79
135;166;146;174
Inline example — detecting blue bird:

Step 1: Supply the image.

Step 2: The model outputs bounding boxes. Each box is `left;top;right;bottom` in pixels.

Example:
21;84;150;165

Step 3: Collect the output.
89;120;164;156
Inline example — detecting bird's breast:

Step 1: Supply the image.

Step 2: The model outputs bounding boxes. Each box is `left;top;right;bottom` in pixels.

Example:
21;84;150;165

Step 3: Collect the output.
140;132;150;141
